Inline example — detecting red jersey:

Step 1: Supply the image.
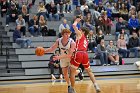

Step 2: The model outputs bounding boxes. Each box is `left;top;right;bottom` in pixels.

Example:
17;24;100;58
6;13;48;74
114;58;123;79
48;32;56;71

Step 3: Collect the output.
76;34;88;51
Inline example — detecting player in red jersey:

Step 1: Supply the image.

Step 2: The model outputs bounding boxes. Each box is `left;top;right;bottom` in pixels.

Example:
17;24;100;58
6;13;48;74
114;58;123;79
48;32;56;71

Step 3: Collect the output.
68;18;101;93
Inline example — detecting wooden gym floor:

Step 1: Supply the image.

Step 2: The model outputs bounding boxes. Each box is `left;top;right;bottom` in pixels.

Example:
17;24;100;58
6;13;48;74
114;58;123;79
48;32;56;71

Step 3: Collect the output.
0;75;140;93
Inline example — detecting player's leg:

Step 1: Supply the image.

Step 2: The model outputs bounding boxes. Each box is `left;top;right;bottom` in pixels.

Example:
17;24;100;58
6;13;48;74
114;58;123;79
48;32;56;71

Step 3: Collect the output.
83;53;101;92
62;67;70;85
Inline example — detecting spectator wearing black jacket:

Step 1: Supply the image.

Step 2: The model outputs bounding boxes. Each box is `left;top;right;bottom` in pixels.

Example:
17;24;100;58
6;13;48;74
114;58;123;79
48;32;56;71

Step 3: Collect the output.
28;15;39;36
47;2;59;21
116;17;127;36
48;50;63;80
0;0;8;17
128;32;140;57
6;4;19;27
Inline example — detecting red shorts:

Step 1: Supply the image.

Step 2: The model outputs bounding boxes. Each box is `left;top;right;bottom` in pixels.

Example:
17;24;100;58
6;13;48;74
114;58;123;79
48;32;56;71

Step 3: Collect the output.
70;51;90;69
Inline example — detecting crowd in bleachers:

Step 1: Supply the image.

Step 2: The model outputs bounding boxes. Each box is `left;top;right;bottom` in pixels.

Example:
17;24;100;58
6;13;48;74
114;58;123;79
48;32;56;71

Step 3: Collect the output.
0;0;140;66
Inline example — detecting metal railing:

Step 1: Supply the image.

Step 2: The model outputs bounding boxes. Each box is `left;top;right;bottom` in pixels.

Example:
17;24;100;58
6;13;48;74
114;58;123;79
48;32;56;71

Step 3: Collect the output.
6;47;10;73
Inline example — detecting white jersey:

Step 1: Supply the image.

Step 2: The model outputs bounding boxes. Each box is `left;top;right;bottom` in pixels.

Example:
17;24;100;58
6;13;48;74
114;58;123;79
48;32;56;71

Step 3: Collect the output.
58;37;74;67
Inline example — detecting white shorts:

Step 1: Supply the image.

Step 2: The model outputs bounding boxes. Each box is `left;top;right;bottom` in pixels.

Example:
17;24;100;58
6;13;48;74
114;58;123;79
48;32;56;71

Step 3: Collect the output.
60;59;70;68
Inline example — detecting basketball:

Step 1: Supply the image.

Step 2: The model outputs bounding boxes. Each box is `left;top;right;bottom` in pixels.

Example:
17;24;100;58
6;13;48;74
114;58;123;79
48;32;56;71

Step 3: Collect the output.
35;47;45;56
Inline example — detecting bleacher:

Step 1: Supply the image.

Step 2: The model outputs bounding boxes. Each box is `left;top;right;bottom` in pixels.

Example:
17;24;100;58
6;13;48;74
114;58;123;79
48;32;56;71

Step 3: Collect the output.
0;0;140;81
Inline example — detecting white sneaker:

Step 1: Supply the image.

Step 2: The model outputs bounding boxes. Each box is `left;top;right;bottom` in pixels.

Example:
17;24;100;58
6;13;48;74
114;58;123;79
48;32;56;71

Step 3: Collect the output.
94;83;101;92
6;24;9;27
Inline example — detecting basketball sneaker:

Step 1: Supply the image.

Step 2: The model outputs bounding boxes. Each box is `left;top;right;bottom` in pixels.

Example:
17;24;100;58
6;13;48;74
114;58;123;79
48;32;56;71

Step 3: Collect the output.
78;68;83;80
68;86;76;93
94;83;101;92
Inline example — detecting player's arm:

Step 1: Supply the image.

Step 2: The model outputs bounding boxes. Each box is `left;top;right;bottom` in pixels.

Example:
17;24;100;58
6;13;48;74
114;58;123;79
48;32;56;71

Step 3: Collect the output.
45;39;59;53
73;18;82;39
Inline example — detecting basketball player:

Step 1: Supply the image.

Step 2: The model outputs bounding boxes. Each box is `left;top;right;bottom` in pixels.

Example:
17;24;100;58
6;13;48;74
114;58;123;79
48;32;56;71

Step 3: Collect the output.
69;18;101;93
45;29;83;93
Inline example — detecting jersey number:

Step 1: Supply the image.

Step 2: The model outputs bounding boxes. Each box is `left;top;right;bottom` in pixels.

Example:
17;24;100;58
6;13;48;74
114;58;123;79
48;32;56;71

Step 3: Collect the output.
83;40;87;48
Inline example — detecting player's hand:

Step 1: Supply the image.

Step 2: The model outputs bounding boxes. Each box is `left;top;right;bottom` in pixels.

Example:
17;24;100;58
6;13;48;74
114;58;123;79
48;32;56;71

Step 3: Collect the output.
53;55;60;61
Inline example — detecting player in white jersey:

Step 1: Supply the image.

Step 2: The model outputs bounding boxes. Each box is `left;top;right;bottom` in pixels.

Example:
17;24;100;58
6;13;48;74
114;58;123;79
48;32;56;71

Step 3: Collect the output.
45;29;76;93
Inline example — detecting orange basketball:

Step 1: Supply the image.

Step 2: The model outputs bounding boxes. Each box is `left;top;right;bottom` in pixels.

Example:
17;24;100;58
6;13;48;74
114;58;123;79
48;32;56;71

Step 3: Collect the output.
35;47;45;56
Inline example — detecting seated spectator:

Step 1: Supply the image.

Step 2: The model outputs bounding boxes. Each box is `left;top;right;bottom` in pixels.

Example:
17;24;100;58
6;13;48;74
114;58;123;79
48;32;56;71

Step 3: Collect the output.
119;3;128;21
107;40;119;65
65;0;72;13
73;5;82;18
116;17;127;36
111;3;120;19
29;15;39;36
96;39;108;66
48;50;63;80
128;15;140;35
117;34;130;58
96;30;104;45
128;6;137;18
97;2;105;13
102;11;113;35
83;7;91;17
39;15;48;36
106;3;112;20
54;0;64;13
117;29;129;44
95;16;104;33
13;25;31;48
16;15;26;37
87;31;97;52
21;5;30;24
1;0;8;17
83;12;95;26
37;2;47;19
58;18;70;37
128;32;140;58
83;19;94;33
6;4;19;27
80;2;89;12
47;2;59;21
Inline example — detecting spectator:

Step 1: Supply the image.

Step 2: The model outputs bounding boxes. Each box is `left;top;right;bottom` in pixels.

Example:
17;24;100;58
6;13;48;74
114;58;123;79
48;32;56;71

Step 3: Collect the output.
47;2;59;21
58;18;70;37
13;25;31;48
128;6;137;18
28;15;39;36
106;3;112;20
111;3;120;19
117;29;129;44
119;3;128;20
117;34;130;58
39;15;48;36
6;4;18;27
83;19;94;33
97;2;105;13
37;2;47;19
65;0;72;13
80;2;88;12
21;5;29;23
16;15;26;37
128;32;140;58
95;16;104;33
116;17;127;36
96;39;108;66
96;30;104;45
48;50;63;80
73;5;82;18
128;15;140;35
83;7;91;17
87;30;97;52
83;12;95;26
0;0;8;17
102;11;113;35
107;40;119;65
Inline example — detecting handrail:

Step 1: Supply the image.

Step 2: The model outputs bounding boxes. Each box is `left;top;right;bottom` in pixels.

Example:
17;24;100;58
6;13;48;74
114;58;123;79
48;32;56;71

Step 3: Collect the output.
6;47;10;73
0;41;3;55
